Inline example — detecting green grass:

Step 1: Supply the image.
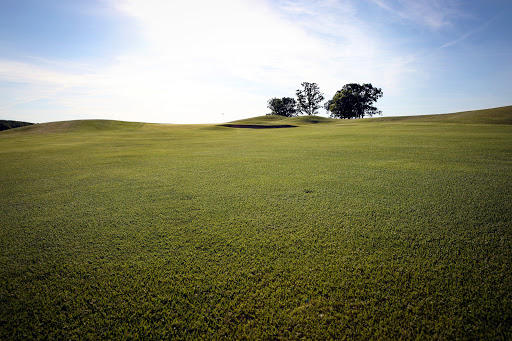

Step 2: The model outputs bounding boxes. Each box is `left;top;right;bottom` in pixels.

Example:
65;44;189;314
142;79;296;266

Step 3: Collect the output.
1;107;511;339
367;105;512;125
227;114;338;126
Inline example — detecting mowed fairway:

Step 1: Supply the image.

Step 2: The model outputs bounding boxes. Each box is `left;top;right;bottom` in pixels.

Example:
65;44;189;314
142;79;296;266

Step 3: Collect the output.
1;108;511;339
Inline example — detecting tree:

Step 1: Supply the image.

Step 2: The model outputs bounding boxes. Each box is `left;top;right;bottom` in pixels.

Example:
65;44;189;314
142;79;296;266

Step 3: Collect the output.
323;100;333;114
296;82;324;116
267;97;297;117
326;83;383;119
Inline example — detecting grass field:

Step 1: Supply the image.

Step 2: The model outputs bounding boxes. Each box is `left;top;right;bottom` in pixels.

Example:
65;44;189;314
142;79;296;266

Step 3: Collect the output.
1;107;511;339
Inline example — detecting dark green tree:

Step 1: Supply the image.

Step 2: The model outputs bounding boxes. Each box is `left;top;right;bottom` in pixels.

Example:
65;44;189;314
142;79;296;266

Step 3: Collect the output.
296;82;324;116
326;83;383;119
267;97;297;117
323;99;333;113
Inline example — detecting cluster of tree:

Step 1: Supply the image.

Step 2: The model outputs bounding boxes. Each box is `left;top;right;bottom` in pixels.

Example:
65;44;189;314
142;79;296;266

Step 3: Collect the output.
267;82;383;119
0;120;34;131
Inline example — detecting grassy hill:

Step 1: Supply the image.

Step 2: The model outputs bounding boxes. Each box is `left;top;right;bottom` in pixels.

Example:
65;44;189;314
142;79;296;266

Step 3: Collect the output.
5;119;146;134
367;105;512;124
1;107;511;339
224;115;338;127
226;115;289;125
222;106;512;128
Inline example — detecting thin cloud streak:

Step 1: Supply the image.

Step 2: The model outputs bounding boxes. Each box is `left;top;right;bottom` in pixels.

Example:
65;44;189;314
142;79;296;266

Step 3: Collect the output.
369;0;465;29
441;13;500;48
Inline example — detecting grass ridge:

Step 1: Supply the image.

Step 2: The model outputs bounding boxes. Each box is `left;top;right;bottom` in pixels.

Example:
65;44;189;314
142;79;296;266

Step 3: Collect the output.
2;106;510;136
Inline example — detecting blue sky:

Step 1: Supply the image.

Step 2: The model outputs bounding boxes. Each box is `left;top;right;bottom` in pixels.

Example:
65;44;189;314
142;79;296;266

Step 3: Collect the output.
1;0;511;124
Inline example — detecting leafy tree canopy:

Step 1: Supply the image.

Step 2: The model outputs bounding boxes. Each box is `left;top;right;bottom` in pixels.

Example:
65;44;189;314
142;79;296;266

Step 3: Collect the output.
267;97;297;117
326;83;383;119
296;82;324;116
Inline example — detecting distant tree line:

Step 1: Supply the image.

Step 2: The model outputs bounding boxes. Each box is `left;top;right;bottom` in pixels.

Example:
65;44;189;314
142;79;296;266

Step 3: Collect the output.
0;120;34;131
268;82;383;119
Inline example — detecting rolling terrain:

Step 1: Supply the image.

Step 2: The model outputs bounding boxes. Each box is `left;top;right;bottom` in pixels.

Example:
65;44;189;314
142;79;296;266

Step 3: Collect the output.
1;106;511;339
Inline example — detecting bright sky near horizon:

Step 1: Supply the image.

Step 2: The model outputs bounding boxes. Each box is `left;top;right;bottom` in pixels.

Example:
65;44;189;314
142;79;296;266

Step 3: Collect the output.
0;0;511;124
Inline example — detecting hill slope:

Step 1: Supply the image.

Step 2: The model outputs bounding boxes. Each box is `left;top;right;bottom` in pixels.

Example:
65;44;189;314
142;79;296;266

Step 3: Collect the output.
224;106;512;128
0;119;145;135
2;106;510;134
226;115;288;125
367;105;512;124
222;115;338;128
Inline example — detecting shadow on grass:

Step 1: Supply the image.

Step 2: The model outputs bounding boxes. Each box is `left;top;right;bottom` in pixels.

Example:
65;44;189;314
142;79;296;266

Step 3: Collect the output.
219;124;297;129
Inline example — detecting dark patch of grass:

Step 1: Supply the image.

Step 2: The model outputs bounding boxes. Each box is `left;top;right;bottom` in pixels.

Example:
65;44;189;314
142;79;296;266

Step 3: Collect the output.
282;115;338;125
220;124;297;129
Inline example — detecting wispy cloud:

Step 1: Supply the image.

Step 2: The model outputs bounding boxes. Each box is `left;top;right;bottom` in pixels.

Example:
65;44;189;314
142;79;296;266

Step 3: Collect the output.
441;13;500;48
110;0;419;102
370;0;465;29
